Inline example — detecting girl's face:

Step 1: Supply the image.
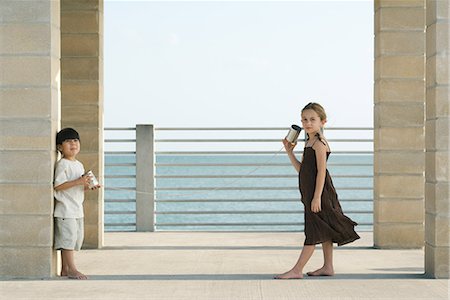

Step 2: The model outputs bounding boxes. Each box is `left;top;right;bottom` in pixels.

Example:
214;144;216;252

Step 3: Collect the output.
301;109;326;135
58;139;80;159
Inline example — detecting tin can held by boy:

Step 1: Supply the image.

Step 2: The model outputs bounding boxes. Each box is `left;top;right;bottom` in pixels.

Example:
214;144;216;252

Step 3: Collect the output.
84;170;99;189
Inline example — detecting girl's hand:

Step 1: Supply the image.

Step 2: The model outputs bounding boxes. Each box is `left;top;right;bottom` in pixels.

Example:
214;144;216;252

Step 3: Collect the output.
311;197;322;213
282;138;296;153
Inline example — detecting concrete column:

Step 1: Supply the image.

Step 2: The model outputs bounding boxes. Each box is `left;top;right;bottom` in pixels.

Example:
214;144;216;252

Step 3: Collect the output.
136;125;155;231
374;0;426;248
0;0;60;278
61;0;104;248
425;0;450;279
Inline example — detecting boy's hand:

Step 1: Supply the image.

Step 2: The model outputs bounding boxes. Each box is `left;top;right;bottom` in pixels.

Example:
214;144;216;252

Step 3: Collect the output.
78;174;91;188
311;197;322;213
90;184;102;190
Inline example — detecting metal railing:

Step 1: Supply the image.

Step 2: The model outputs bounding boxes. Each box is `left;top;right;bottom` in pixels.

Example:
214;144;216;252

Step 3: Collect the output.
104;126;373;232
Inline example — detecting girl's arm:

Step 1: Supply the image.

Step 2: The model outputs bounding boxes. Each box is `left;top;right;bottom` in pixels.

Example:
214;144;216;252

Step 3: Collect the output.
283;139;302;173
311;140;328;213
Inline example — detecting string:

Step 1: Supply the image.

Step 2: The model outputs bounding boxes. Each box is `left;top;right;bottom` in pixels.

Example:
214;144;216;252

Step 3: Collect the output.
102;145;290;200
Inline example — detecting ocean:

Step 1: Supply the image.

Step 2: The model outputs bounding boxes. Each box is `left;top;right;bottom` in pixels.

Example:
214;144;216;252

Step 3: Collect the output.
104;153;373;232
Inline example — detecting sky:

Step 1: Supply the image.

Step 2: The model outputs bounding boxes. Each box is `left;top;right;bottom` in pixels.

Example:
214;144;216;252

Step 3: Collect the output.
104;0;373;129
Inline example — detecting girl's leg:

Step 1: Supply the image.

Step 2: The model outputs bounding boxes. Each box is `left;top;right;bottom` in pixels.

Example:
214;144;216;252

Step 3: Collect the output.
307;241;335;276
275;245;315;279
61;249;87;280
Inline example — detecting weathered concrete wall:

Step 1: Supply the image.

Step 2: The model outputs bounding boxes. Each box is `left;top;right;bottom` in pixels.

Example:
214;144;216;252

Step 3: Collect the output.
425;0;450;279
61;0;104;249
0;0;60;278
374;0;426;248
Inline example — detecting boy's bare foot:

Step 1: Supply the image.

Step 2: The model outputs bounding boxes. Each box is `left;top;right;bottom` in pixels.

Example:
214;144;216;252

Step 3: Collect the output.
60;271;68;277
274;269;303;279
306;266;334;276
68;270;88;280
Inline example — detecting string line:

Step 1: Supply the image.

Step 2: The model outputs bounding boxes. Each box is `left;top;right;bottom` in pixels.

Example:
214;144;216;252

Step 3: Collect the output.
102;145;289;199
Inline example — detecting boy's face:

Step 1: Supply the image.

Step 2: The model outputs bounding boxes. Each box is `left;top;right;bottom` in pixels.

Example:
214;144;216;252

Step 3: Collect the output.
58;139;80;158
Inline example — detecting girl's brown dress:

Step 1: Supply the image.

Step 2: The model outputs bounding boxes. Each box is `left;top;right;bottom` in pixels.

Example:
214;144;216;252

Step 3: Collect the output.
299;138;360;246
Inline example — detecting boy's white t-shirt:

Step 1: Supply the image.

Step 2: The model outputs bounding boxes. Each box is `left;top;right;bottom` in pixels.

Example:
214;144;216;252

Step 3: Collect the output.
54;158;85;218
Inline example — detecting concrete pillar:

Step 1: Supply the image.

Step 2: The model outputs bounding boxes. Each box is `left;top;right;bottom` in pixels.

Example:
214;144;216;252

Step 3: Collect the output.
61;0;104;248
136;125;155;231
425;0;450;279
374;0;426;248
0;0;60;278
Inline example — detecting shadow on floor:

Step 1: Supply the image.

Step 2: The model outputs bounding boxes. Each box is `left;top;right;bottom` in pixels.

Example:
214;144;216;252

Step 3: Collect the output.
100;246;375;251
80;273;427;281
2;272;428;282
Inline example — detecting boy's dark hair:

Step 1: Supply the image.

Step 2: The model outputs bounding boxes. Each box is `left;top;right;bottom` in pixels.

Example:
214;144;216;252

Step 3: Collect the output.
56;128;80;146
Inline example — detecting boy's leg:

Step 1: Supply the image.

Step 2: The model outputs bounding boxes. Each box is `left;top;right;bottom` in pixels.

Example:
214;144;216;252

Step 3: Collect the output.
61;249;87;280
60;251;69;276
275;245;316;279
55;218;87;280
54;219;70;276
307;241;335;276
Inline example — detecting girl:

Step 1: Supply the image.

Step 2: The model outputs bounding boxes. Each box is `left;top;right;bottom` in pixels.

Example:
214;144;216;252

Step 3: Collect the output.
275;102;360;279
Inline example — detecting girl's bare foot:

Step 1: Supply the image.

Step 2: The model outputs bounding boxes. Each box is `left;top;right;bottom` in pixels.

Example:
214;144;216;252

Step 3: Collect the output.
68;270;88;280
306;266;334;276
274;269;303;279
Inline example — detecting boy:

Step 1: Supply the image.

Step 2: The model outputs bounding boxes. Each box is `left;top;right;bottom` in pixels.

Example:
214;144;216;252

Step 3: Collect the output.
54;128;99;279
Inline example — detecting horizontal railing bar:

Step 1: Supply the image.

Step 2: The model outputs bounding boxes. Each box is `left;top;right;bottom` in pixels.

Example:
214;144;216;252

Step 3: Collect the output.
154;127;373;131
155;175;373;179
104;186;373;191
105;199;136;203
105;211;136;215
155;139;373;143
105;151;136;155
152;229;372;232
105;139;136;143
104;127;136;130
104;175;136;178
155;187;372;191
104;151;373;156
155;151;373;155
154;210;373;215
105;163;136;166
155;163;373;167
155;222;373;226
104;127;373;132
155;198;373;203
105;223;136;226
156;222;305;226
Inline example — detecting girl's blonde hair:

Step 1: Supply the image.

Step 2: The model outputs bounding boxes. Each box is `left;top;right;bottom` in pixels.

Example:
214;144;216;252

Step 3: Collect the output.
301;102;327;140
301;102;327;121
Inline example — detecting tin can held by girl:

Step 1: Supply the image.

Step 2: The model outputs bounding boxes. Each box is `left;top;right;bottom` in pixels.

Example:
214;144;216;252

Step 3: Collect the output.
285;124;302;145
84;170;99;189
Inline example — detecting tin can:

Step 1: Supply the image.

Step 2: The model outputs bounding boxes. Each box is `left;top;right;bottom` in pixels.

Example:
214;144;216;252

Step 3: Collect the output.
285;124;302;145
85;170;99;189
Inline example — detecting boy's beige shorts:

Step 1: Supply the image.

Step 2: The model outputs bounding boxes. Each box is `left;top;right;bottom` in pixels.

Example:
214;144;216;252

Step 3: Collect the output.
54;218;84;251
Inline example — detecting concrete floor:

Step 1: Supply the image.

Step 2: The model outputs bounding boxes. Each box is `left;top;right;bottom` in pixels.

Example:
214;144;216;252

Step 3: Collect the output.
1;232;449;299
